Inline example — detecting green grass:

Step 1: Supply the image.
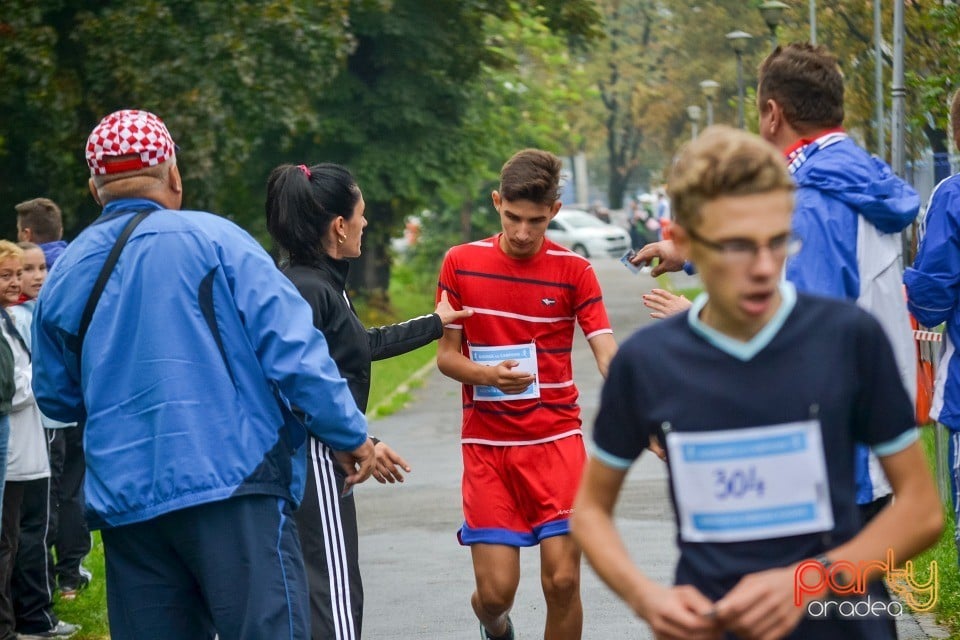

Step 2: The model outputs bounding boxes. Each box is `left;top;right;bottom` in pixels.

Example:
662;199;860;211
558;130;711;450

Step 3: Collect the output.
54;263;440;638
53;532;108;639
909;426;960;632
654;273;702;302
358;263;439;416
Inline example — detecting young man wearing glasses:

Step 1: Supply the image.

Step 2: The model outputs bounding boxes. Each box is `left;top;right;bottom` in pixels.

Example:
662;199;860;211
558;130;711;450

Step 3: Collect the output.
573;125;941;640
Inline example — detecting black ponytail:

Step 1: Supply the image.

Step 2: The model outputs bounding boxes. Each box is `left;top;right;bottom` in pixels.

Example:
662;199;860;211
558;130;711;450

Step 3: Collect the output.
265;163;360;265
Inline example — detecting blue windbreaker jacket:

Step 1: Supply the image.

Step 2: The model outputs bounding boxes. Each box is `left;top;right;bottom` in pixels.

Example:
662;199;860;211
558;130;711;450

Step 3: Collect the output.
905;175;960;430
787;133;919;504
32;198;367;529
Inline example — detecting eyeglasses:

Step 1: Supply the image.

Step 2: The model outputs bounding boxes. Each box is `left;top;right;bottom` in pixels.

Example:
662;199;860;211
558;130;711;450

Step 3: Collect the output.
686;227;802;263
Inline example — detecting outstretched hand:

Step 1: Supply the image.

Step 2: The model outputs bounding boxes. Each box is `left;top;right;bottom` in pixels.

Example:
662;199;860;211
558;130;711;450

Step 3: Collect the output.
642;288;692;319
436;290;474;326
372;440;412;484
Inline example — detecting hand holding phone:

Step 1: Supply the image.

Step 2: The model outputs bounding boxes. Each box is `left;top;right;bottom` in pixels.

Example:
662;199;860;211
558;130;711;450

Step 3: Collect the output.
621;249;648;274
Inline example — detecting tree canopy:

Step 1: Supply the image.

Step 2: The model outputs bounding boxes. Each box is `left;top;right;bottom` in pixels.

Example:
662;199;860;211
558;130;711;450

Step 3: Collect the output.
0;0;602;294
2;1;957;297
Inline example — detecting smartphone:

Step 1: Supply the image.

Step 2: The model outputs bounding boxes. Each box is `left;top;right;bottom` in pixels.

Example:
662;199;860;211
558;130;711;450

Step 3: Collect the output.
620;249;643;274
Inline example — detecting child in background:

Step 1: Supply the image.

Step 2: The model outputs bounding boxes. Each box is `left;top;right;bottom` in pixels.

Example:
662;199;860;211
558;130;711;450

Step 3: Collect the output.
0;240;76;639
16;204;92;602
12;243;89;602
15;244;46;307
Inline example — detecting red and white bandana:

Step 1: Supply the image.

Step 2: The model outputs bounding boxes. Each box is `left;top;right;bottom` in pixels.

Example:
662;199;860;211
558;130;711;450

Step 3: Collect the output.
85;109;176;175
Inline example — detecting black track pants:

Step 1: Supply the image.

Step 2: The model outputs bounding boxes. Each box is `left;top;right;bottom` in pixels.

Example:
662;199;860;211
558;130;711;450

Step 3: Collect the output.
295;437;363;640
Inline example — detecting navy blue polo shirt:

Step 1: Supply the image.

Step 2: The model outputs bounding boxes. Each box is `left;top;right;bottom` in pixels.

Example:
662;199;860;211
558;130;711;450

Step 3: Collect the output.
592;284;915;639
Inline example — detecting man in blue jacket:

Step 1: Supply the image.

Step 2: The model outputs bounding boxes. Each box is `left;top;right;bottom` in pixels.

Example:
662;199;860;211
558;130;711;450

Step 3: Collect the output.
757;43;919;523
905;89;960;564
633;43;919;525
31;109;375;640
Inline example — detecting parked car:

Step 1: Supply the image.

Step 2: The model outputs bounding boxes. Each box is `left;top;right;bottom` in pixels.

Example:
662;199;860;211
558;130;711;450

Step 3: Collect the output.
546;208;631;258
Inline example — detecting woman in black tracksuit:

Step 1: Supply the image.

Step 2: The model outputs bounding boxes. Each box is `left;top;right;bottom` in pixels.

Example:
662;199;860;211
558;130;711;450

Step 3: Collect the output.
265;163;469;640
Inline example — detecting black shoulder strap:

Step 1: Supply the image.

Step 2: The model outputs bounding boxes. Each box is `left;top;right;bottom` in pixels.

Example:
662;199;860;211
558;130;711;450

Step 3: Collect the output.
76;209;154;360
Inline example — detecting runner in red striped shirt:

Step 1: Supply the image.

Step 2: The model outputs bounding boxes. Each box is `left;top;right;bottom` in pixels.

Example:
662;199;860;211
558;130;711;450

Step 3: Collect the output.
436;149;617;640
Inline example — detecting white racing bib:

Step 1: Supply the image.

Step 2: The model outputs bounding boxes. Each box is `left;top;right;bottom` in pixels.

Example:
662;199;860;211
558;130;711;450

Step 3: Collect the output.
666;420;833;543
469;343;539;401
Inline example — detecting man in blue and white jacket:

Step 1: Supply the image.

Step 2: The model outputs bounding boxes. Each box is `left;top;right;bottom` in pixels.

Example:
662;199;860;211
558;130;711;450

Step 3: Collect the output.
31;109;375;640
757;43;920;523
905;89;960;563
635;44;919;525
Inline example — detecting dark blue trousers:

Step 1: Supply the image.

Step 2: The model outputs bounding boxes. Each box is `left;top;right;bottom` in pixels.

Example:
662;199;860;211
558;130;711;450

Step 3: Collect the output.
101;494;309;640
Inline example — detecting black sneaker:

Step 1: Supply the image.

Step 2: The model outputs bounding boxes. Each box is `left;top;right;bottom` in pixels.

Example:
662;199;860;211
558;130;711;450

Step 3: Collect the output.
479;616;514;640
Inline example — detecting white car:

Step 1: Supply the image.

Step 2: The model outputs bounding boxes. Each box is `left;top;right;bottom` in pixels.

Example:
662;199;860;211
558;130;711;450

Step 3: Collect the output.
546;208;631;258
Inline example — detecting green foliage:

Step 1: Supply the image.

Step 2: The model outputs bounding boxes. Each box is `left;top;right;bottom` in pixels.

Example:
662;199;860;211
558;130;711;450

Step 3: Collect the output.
905;2;960;154
911;426;960;633
572;1;776;207
577;0;957;190
288;0;601;292
358;260;440;413
768;0;960;158
52;532;108;639
0;0;354;237
0;0;600;273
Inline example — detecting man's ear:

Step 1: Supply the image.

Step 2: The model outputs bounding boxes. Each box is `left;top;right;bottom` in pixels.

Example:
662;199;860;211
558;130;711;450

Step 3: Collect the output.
88;178;102;206
491;190;502;211
671;224;692;261
168;164;183;194
549;200;562;217
764;99;782;136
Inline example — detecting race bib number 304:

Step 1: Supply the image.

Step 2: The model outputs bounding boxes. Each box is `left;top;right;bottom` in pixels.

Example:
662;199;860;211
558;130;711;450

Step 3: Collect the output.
666;420;833;543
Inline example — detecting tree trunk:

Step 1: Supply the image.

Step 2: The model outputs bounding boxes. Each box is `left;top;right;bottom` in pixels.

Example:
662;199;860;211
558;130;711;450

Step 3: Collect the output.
607;167;629;210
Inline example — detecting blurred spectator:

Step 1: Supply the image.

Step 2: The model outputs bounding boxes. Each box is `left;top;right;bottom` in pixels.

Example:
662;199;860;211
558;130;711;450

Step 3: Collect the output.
628;199;658;250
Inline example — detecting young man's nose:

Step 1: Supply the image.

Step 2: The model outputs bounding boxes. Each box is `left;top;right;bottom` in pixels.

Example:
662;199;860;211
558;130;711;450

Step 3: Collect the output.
749;246;780;276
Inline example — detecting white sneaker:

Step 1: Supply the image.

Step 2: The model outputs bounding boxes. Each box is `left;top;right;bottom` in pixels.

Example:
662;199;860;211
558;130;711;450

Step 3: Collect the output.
18;620;79;638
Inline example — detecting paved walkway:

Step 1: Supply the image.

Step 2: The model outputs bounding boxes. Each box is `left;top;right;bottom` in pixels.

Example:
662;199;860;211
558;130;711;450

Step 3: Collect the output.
356;257;943;639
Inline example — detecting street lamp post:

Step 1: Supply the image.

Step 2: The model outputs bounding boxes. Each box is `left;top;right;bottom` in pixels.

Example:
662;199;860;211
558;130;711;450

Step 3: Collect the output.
700;80;720;126
687;105;702;140
759;1;790;51
726;30;753;130
874;0;885;160
809;0;817;44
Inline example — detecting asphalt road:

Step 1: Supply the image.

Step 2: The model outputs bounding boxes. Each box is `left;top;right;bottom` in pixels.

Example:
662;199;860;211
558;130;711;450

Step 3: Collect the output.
355;256;939;639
